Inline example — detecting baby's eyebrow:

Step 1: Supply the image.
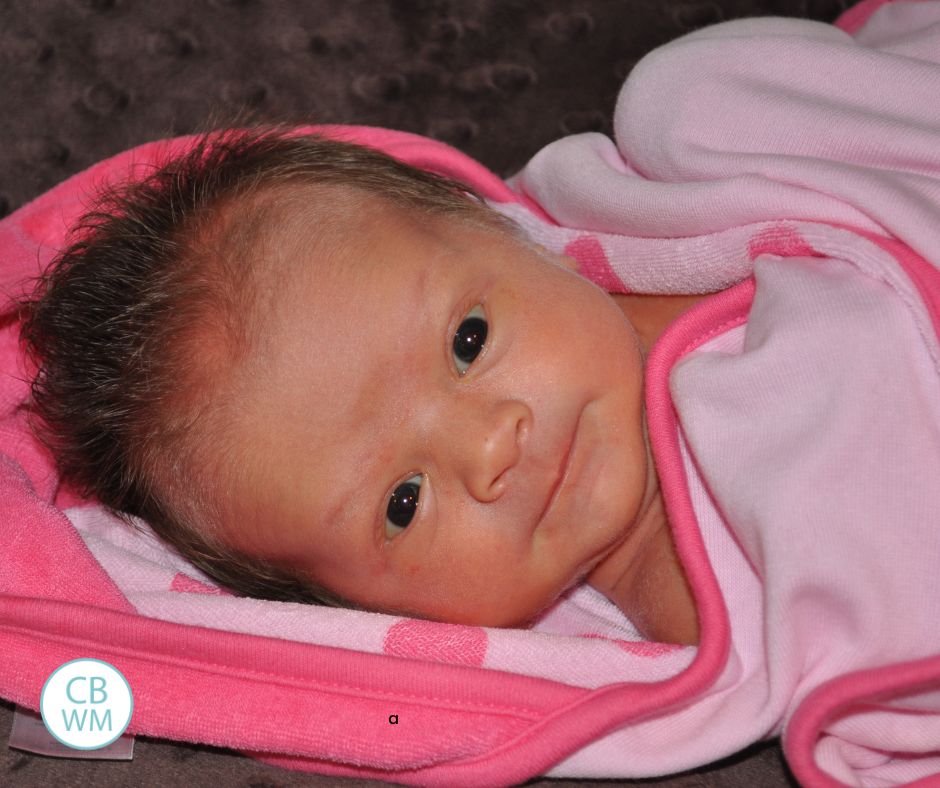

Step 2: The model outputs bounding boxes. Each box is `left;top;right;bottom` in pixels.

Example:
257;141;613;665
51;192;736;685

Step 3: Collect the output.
319;491;351;535
319;445;381;538
415;262;431;300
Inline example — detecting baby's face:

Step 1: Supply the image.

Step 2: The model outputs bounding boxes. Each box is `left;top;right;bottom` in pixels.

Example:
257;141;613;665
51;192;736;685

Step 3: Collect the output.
226;199;653;626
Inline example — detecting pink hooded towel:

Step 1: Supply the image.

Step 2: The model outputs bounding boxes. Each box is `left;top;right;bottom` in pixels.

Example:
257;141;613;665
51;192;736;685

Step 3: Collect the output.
1;0;939;785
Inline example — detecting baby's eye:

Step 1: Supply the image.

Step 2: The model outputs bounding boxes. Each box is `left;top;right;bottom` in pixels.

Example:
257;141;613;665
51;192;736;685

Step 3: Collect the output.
385;474;422;537
452;305;488;375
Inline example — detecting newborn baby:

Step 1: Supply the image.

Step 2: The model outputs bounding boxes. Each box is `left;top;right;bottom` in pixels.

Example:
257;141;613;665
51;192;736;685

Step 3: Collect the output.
21;129;700;644
11;8;940;783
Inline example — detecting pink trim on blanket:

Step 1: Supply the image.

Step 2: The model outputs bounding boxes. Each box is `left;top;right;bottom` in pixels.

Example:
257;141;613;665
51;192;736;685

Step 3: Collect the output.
861;230;940;338
787;653;940;788
645;279;754;654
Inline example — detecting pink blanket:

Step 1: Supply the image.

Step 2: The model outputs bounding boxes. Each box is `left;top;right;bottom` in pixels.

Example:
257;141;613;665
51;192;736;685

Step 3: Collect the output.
2;1;939;785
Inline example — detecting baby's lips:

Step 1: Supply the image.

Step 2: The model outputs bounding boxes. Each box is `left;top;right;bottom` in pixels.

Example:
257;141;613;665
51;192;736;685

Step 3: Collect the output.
533;406;584;530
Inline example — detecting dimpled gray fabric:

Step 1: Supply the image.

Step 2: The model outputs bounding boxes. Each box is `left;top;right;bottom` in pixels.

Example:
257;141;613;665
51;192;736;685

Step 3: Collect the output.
0;0;845;785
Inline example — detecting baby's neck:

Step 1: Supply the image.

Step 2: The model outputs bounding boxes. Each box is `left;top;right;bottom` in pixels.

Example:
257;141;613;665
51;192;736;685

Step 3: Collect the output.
611;292;706;355
587;290;706;646
587;489;699;646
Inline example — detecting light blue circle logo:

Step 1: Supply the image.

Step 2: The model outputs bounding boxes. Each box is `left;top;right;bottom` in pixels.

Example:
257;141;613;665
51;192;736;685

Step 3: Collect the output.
40;659;133;750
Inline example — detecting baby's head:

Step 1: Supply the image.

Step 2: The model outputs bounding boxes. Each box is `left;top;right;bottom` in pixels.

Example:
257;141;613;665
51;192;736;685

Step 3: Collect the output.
21;128;653;627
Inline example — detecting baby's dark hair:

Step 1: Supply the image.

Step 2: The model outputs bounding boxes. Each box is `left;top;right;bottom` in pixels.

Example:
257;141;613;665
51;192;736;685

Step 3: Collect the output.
18;126;511;607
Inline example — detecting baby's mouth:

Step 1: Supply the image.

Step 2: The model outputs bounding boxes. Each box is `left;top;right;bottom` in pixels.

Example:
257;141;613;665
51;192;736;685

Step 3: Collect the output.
534;406;584;529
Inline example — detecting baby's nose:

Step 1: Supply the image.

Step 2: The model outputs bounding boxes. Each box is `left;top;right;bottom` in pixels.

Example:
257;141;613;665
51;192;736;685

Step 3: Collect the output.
455;400;531;503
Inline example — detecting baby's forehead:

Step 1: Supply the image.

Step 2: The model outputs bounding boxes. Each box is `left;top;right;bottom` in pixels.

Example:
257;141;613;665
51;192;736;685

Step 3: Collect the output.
267;190;513;285
250;195;524;346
